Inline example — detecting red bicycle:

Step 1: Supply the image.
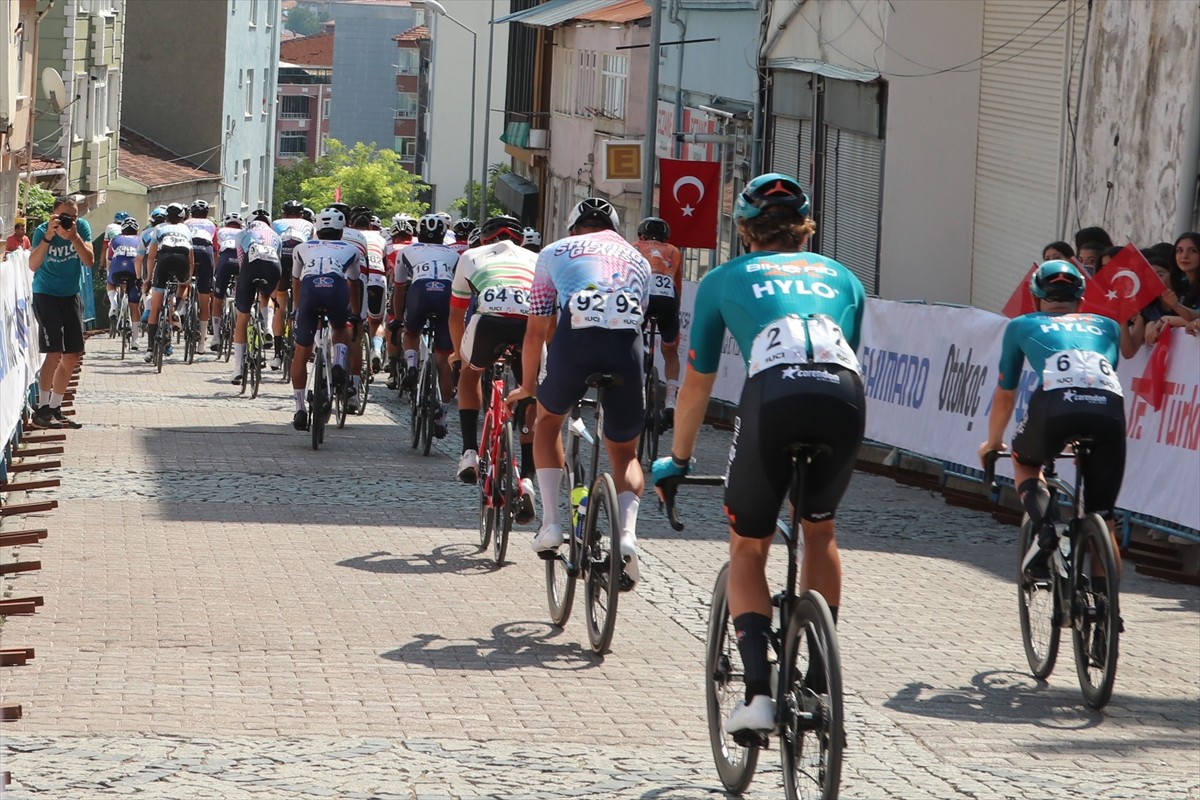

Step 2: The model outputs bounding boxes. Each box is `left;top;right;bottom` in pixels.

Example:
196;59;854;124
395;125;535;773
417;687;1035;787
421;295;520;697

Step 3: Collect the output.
477;350;526;565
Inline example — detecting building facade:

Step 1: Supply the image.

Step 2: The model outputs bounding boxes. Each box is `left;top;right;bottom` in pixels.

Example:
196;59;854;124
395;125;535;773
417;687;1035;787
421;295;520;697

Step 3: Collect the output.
1;0;40;228
277;31;334;163
393;24;429;174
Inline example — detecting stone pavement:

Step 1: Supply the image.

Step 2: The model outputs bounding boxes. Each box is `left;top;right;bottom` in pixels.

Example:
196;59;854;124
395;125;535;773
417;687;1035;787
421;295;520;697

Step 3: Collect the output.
0;335;1197;799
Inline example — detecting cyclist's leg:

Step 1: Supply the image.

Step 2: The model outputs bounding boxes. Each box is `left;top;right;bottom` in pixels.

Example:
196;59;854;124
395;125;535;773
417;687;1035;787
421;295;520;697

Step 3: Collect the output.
345;278;365;394
230;260;262;380
401;284;425;387
659;310;682;416
272;255;291;361
457;313;487;457
366;284;386;369
1011;389;1059;561
194;247;215;349
1072;395;1127;579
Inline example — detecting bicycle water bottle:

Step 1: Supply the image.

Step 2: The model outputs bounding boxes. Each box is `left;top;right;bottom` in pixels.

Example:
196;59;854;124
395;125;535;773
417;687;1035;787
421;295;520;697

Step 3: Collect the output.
1053;524;1071;577
571;486;589;542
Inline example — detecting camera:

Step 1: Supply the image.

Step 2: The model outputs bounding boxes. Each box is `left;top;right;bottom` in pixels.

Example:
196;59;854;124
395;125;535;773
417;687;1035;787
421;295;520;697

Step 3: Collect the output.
57;213;75;230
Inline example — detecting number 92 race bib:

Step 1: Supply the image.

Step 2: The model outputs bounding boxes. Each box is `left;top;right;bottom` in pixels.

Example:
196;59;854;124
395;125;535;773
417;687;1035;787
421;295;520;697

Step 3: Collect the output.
568;289;644;331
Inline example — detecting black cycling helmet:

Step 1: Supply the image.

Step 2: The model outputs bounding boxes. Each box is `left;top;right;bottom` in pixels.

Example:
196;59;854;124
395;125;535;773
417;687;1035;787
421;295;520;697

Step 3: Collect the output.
165;202;188;222
735;173;811;221
301;207;315;222
250;208;271;223
452;218;476;237
467;228;482;248
637;216;670;241
189;199;210;217
329;202;352;221
1030;259;1086;302
120;218;140;234
567;197;620;231
390;219;414;238
281;199;304;216
478;215;523;245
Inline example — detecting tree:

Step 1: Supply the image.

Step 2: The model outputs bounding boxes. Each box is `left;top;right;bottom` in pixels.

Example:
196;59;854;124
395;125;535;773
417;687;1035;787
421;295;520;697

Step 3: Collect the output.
285;7;320;36
272;158;317;213
449;163;510;221
18;182;56;227
300;140;428;219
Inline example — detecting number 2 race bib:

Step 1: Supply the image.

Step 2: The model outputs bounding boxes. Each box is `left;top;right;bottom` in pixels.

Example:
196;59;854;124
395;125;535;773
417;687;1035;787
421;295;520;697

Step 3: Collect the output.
477;286;530;316
650;273;675;298
1042;349;1122;395
748;315;860;378
568;289;644;331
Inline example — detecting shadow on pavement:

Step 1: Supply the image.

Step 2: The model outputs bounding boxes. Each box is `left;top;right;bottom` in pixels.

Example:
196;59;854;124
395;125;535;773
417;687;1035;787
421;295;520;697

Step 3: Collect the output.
381;620;600;672
336;544;496;577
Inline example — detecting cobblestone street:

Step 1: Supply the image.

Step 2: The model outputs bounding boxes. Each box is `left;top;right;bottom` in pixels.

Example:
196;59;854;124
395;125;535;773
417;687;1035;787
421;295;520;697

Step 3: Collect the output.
1;336;1197;799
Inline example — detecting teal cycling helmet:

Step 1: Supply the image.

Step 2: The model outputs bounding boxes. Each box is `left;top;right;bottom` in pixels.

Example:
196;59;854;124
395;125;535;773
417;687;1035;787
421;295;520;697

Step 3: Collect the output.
735;173;811;221
1030;259;1086;302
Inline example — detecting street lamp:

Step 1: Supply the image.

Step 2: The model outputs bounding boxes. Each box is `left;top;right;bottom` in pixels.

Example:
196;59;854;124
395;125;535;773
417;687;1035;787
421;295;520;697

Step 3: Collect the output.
413;0;477;220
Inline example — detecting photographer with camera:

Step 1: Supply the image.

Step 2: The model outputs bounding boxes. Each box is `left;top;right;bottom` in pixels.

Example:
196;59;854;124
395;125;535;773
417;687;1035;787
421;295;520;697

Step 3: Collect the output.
28;195;94;429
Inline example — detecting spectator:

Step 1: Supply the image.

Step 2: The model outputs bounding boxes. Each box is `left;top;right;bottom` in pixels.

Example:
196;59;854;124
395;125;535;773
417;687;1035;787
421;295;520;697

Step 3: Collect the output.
6;218;31;253
1074;225;1114;252
28;196;93;429
1076;241;1106;275
1042;241;1074;262
1148;232;1200;342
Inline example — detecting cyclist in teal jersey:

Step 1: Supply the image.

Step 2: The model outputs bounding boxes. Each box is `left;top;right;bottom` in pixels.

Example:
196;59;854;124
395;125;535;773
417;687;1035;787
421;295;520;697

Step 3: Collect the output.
652;173;867;734
979;260;1126;575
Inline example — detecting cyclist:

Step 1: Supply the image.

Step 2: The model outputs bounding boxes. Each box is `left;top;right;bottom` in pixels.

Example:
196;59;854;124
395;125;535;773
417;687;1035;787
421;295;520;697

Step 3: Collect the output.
301;207;315;223
185;200;219;353
633;216;684;429
101;213;128;327
106;218;143;350
210;212;244;352
289;207;359;430
436;211;455;245
449;214;539;523
229;209;282;383
978;260;1126;577
384;218;415;388
345;209;391;386
652;173;866;734
506;198;651;585
521;227;542;254
449;218;474;256
142;203;195;363
136;206;167;334
395;213;459;437
272;200;316;370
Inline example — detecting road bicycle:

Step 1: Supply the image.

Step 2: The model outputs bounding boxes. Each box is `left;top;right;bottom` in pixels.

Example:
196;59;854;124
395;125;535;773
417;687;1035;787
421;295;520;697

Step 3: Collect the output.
239;279;271;399
280;312;295;380
544;374;630;655
357;325;372;415
218;294;237;362
112;281;133;359
660;442;844;800
477;349;530;566
307;309;349;450
984;437;1121;709
637;318;664;464
409;318;440;457
178;277;200;365
151;280;180;374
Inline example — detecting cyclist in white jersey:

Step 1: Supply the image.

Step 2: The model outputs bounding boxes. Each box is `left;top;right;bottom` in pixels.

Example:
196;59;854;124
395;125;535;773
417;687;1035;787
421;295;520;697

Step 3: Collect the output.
210;213;244;352
185;200;219;353
345;210;391;382
273;200;316;370
142;203;195;363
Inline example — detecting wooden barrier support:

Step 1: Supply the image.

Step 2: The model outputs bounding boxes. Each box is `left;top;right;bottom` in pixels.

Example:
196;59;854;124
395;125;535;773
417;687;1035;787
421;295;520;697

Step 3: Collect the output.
0;560;41;576
6;460;61;473
0;500;58;517
0;597;44;616
1;478;61;492
1;703;22;721
13;446;64;458
0;648;35;667
0;529;48;547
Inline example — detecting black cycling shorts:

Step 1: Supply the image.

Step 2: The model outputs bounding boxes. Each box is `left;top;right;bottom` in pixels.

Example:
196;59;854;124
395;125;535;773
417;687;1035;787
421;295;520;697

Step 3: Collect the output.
646;295;680;344
365;284;386;319
235;259;282;314
151;248;191;289
33;292;85;354
403;280;452;352
725;364;865;538
294;275;351;348
538;310;644;443
108;269;142;305
278;253;294;293
192;245;214;294
463;313;526;382
1011;387;1126;515
214;251;240;299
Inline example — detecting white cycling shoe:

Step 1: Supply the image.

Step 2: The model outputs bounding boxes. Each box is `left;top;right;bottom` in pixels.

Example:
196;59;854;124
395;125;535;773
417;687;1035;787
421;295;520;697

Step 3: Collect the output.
726;694;775;734
532;523;564;556
516;478;536;524
620;532;640;588
457;449;479;484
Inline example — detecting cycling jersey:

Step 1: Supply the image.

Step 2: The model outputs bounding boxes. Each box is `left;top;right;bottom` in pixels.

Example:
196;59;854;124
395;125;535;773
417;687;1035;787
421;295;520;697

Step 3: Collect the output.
385;238;411;271
633;239;683;300
216;226;241;253
689;251;866;377
238;221;282;264
138;226;156;258
103;223;122;241
150;224;192;290
529;229;652;319
272;216;316;260
448;240;469;256
153;222;193;253
292;239;360;280
450;240;537;317
106;234;141;278
185;218;218;249
396;242;459;286
292;240;358;347
997;312;1122;393
344;228;388;286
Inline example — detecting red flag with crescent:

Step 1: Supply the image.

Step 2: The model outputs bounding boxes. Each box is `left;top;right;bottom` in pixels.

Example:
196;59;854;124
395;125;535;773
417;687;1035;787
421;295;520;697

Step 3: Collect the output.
658;158;720;249
1134;323;1172;410
1001;263;1039;318
1081;244;1165;322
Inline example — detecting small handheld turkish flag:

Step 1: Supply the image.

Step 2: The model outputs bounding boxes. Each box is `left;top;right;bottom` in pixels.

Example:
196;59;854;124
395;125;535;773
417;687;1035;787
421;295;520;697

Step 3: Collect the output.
1135;324;1172;410
1082;244;1166;322
658;158;720;249
1001;263;1038;318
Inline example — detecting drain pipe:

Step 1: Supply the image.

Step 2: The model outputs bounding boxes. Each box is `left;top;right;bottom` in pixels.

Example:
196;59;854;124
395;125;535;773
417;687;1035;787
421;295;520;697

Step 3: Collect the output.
751;0;808;174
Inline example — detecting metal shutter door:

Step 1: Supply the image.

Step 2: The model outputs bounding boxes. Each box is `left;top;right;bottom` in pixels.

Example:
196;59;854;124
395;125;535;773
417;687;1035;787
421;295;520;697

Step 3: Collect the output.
770;115;814;190
971;0;1070;312
821;125;882;294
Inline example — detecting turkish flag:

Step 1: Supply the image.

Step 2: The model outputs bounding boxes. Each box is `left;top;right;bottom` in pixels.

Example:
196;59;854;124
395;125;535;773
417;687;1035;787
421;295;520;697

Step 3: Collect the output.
1135;324;1172;410
1001;263;1039;318
658;158;720;249
1081;244;1166;322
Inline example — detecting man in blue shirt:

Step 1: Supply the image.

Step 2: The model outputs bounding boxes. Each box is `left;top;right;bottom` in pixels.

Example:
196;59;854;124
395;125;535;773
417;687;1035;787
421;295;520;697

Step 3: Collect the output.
28;196;94;429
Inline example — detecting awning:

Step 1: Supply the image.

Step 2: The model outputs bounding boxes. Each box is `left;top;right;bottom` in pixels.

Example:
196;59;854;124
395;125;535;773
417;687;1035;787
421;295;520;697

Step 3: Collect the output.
495;172;539;224
493;0;631;28
765;58;881;84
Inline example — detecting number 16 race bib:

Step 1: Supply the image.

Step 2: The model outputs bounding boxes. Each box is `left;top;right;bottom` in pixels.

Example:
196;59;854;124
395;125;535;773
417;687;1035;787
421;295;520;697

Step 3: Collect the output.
748;315;860;378
1043;349;1122;395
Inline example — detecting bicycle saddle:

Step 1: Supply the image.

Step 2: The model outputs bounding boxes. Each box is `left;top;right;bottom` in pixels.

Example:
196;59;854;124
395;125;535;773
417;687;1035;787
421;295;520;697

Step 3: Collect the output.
785;442;834;461
585;372;623;388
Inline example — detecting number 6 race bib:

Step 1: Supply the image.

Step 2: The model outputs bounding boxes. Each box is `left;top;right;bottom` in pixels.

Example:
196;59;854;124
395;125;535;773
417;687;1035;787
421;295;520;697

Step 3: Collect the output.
568;289;644;331
748;315;860;378
1042;349;1122;395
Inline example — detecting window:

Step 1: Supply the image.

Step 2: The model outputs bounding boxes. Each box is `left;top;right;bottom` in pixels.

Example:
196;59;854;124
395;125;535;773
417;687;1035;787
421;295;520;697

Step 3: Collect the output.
280;95;310;119
279;132;308;157
575;50;598;117
106;69;120;135
88;70;108;139
262;69;270;117
259;154;268;206
266;0;275;27
241;159;251;208
394;136;416;160
245;68;254;117
71;73;88;141
322;98;331;119
249;0;259;27
396;49;419;75
600;54;627;120
553;48;600;118
394;92;418;119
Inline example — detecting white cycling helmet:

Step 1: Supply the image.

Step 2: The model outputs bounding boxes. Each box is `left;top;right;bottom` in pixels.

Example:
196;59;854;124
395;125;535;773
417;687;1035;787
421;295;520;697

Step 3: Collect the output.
317;206;346;232
221;211;243;227
521;227;542;247
417;213;447;242
567;197;620;231
435;211;453;226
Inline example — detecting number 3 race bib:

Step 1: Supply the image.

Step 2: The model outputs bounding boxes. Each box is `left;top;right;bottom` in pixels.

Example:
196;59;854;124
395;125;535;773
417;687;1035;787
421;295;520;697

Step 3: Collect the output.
1042;349;1122;396
569;289;644;331
748;315;860;378
478;286;530;316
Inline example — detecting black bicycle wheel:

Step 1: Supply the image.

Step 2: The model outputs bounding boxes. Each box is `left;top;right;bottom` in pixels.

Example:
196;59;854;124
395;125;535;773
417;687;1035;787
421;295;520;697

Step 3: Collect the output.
184;308;197;365
119;310;129;360
705;563;760;794
335;381;348;429
1018;517;1060;679
645;369;660;462
249;331;262;399
409;362;423;449
221;316;234;362
1071;513;1120;709
357;332;371;414
478;447;495;551
493;421;516;565
155;327;165;373
781;590;843;800
281;326;294;381
311;355;326;450
420;361;436;457
583;472;621;655
546;461;580;627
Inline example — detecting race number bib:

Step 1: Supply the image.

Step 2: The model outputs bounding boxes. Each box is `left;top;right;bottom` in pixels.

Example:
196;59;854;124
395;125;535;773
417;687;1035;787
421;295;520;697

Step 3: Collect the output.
1042;350;1122;395
477;286;530;315
159;232;189;249
568;289;643;331
747;315;860;378
218;236;238;252
650;273;675;297
248;242;278;262
412;257;454;282
112;245;138;259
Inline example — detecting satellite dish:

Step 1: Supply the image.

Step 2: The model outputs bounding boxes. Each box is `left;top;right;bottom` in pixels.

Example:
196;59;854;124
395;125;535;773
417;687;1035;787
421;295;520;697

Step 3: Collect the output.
41;68;68;113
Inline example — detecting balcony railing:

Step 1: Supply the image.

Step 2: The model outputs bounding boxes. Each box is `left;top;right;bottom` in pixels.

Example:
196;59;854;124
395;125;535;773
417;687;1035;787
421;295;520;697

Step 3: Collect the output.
280;111;311;120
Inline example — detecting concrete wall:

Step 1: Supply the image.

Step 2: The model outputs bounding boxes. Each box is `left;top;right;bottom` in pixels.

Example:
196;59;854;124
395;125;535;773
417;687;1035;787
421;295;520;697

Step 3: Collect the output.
221;0;282;213
658;2;758;113
328;1;419;152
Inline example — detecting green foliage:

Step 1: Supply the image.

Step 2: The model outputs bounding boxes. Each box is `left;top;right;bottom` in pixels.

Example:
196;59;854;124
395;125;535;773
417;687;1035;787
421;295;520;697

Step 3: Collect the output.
272;158;317;214
297;140;428;219
19;183;56;227
285;6;320;36
449;163;510;220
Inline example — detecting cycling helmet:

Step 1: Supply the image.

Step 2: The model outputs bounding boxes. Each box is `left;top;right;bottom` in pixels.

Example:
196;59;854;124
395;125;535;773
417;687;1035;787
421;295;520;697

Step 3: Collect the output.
436;211;453;226
735;173;811;221
329;203;352;221
637;216;670;242
250;208;271;223
522;227;542;249
370;215;382;230
416;213;447;243
452;218;476;237
281;199;304;216
390;219;414;238
567;197;620;231
189;199;210;216
301;207;315;222
120;218;140;234
1030;259;1086;302
150;206;167;224
165;202;188;221
478;215;522;245
467;228;482;248
113;211;131;223
316;206;346;233
222;211;243;227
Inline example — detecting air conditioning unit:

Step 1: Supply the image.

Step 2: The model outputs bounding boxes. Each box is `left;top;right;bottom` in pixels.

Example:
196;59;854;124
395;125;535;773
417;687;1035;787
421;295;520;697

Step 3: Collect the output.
528;129;549;149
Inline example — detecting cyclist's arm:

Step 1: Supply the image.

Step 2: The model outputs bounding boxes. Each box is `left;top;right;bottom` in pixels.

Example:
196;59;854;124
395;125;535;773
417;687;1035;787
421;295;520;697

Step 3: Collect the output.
516;315;552;398
145;241;159;280
448;297;469;359
669;366;717;462
983;320;1024;455
983;387;1016;455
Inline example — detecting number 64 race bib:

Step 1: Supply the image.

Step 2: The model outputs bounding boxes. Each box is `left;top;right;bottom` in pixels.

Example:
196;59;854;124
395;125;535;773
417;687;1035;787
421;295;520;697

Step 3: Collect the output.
478;286;530;315
748;315;860;377
569;289;643;331
1042;349;1122;395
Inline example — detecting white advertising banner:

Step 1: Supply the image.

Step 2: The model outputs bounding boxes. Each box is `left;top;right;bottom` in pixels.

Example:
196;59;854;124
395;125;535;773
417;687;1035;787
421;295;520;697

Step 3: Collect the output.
1;249;40;445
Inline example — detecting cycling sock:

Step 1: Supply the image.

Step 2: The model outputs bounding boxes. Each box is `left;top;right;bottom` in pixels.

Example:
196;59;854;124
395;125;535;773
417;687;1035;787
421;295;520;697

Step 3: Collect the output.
1018;478;1051;533
536;468;562;528
333;343;348;369
48;392;63;410
147;323;159;347
1092;576;1108;596
262;305;275;331
460;409;479;452
733;613;773;702
666;380;679;407
372;336;383;354
107;289;117;308
405;349;417;369
294;389;305;412
38;387;49;407
233;342;246;370
438;401;449;419
273;335;284;356
617;492;640;542
520;443;534;479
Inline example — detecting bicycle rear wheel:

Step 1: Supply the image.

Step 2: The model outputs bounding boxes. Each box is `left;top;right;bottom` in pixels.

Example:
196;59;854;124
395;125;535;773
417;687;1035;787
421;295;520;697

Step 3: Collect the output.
249;329;263;399
1071;513;1120;709
583;472;621;655
155;328;165;373
410;363;423;449
1018;517;1060;679
781;590;843;800
705;563;760;794
419;360;436;456
221;315;234;362
311;355;326;451
546;462;580;626
493;421;516;565
358;332;371;414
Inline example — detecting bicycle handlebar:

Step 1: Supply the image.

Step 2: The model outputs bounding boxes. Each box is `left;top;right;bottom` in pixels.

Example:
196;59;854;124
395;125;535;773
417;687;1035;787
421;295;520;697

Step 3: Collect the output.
981;449;1007;493
657;474;725;532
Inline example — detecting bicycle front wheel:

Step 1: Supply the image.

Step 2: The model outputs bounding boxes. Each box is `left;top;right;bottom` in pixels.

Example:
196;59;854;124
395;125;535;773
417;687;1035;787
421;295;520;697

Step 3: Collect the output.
1018;517;1060;679
781;590;843;800
644;369;660;463
155;330;165;374
419;361;436;456
493;421;516;566
358;332;371;414
311;355;326;451
546;464;578;627
705;563;760;794
583;472;621;655
1071;513;1120;709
